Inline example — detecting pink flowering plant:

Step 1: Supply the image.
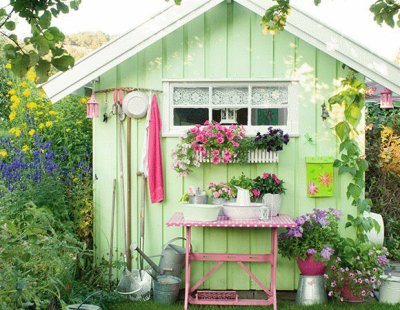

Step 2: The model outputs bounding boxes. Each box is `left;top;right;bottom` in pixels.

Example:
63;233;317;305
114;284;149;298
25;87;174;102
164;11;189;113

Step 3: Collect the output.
253;172;286;196
208;182;234;201
172;121;245;176
278;208;343;260
324;239;389;300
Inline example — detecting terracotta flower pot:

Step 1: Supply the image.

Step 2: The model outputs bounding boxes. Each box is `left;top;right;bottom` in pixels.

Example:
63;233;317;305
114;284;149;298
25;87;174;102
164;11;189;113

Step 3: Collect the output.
340;284;366;303
297;255;326;276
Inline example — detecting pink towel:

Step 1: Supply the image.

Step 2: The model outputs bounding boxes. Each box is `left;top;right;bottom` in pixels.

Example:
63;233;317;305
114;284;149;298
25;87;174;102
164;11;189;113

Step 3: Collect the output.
148;94;164;203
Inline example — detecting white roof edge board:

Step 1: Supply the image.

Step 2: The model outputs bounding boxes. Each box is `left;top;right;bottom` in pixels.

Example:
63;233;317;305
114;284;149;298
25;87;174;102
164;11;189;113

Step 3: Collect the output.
43;0;400;102
42;0;224;103
238;0;400;94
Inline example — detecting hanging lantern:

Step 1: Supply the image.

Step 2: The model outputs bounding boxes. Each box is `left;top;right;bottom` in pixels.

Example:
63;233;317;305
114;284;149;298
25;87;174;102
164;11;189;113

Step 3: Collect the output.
380;88;393;109
220;108;238;124
321;101;329;121
86;93;99;118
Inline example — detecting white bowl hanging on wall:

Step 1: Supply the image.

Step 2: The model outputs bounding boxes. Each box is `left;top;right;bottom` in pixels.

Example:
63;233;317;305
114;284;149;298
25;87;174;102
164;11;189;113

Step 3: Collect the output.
122;91;149;118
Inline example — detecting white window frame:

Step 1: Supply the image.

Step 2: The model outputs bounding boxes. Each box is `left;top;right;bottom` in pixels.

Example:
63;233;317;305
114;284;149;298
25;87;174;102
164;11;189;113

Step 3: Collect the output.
162;79;299;137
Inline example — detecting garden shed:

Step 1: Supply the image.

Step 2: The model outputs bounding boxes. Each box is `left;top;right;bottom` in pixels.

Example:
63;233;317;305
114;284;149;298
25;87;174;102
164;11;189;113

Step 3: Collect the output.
43;0;400;291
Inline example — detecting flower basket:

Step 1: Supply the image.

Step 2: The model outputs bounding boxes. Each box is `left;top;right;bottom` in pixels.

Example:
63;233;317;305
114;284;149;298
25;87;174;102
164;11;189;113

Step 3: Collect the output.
296;255;326;276
196;149;279;164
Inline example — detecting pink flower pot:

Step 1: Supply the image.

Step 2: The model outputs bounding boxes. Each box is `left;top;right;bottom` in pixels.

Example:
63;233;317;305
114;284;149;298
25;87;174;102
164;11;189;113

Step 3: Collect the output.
296;255;326;276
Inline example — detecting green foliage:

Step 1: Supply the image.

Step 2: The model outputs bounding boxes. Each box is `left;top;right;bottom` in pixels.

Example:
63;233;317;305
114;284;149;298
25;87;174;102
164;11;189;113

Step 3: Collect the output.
370;0;400;27
327;69;377;241
0;202;83;309
253;172;286;195
0;0;81;82
365;102;400;261
260;0;290;34
228;172;255;196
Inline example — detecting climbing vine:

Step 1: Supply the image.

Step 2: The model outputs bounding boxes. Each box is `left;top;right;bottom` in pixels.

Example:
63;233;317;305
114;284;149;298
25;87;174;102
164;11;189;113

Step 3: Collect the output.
328;69;379;240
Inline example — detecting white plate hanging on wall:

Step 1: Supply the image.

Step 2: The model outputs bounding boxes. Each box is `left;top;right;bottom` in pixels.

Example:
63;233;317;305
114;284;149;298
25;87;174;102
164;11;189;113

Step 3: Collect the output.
122;91;149;118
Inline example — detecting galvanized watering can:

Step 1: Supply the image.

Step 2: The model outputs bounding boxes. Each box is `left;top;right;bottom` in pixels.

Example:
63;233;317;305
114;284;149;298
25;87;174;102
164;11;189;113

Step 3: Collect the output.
131;237;186;278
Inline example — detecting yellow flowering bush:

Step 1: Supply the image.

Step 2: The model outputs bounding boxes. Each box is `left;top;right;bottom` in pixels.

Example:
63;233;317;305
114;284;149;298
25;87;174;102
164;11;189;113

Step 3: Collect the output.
379;126;400;176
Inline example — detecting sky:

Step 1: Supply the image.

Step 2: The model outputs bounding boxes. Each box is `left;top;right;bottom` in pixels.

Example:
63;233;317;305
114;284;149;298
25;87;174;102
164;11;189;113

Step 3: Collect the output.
1;0;399;63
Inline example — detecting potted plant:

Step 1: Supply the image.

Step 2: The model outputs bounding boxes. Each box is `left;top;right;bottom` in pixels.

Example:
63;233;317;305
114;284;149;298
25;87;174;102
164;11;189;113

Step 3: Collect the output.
228;173;256;201
323;238;389;302
208;182;235;205
279;208;342;276
254;172;286;215
253;127;290;152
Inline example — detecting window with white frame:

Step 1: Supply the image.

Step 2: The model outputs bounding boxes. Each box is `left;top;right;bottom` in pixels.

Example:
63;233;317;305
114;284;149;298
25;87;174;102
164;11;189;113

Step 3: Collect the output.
162;80;298;137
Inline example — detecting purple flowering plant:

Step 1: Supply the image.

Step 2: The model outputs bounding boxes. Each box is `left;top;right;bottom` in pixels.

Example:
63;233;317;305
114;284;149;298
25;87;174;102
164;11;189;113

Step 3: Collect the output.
324;238;389;300
278;208;343;260
253;127;290;152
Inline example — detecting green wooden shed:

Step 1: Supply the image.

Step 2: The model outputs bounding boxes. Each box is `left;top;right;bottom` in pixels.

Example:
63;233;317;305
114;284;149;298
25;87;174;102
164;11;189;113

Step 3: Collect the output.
42;0;400;291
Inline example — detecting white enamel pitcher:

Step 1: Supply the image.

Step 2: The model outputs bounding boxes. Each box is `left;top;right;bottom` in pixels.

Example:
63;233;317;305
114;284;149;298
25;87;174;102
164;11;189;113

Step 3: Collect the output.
236;186;251;206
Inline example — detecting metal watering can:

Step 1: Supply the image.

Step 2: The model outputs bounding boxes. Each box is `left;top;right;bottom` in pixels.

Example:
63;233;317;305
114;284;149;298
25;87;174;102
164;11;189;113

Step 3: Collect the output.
131;237;186;278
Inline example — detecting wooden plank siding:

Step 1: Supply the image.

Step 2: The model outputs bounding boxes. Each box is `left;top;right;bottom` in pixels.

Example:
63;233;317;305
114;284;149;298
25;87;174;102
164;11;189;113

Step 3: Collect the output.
93;2;350;290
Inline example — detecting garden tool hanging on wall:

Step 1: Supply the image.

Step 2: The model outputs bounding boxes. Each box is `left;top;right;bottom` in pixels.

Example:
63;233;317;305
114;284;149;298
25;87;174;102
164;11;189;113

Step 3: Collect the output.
114;88;140;296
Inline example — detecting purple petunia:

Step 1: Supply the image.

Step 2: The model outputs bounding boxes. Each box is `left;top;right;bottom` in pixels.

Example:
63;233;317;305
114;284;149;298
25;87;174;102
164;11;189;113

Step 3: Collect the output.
320;246;335;260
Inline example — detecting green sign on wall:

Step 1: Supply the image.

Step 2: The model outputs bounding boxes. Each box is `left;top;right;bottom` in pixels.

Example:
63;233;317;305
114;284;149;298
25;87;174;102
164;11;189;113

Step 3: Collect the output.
306;156;334;197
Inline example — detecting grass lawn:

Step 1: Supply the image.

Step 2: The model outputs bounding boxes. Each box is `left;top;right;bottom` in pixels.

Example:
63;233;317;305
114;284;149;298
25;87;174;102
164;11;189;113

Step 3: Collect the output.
110;300;399;310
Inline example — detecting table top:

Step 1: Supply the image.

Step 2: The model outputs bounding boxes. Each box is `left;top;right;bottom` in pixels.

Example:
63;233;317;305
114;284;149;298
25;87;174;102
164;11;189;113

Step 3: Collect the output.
166;212;296;228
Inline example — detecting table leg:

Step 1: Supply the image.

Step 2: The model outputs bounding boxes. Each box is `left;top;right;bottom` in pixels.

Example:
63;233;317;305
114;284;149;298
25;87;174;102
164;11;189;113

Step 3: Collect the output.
271;228;278;310
184;227;191;310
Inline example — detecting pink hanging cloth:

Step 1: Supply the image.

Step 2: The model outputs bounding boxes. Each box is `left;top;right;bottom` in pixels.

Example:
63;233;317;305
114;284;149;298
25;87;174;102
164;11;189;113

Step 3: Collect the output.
147;94;164;203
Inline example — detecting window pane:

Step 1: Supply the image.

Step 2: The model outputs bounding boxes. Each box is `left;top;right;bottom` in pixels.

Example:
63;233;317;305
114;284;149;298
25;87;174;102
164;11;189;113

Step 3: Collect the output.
212;108;248;125
173;108;209;126
251;108;288;126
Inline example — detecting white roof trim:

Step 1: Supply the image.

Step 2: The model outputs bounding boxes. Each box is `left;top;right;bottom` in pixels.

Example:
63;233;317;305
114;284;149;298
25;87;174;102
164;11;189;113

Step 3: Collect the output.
43;0;400;102
237;0;400;94
42;0;224;103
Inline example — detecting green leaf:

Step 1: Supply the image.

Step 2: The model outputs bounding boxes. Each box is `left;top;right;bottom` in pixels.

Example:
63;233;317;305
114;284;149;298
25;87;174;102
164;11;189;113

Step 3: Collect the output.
357;159;368;172
70;0;81;10
51;55;74;71
39;11;52;29
314;0;321;5
12;53;30;77
33;35;50;56
344;104;361;127
57;2;69;14
45;26;65;42
28;51;39;66
347;183;361;200
333;159;342;168
5;21;15;31
35;59;51;83
335;121;351;141
339;166;357;176
3;43;16;59
0;8;7;18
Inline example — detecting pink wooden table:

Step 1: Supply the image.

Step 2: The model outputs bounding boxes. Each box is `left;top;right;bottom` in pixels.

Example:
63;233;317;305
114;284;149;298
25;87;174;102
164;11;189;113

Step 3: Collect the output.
166;212;296;310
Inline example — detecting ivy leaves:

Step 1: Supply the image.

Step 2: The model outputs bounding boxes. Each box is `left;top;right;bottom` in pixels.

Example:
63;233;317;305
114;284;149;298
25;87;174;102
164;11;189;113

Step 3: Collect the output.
0;1;80;82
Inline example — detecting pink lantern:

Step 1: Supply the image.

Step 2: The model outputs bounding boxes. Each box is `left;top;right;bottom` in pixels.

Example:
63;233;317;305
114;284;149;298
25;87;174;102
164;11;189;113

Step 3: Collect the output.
380;88;393;109
86;93;99;118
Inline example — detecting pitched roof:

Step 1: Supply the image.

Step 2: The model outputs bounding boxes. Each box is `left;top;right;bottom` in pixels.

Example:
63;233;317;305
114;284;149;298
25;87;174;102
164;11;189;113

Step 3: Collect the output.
42;0;400;102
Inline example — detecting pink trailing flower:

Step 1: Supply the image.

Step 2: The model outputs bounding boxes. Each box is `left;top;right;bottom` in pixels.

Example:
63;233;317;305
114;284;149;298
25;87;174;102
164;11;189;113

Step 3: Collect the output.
217;137;224;144
223;151;232;163
212;150;220;156
232;141;239;147
213;156;220;165
226;131;235;140
190;127;199;133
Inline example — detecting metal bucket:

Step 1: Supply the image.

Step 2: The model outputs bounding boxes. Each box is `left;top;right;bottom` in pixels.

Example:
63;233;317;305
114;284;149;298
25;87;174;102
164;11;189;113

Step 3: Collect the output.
380;275;400;304
153;275;181;305
296;275;327;305
159;237;186;277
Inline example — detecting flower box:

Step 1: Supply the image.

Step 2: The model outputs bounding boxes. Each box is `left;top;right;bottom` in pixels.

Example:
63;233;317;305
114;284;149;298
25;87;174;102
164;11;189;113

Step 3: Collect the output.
196;149;279;164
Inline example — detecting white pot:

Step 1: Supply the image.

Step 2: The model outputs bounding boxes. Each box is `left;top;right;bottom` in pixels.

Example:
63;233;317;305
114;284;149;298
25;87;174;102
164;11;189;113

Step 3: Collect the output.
263;194;281;216
363;212;384;245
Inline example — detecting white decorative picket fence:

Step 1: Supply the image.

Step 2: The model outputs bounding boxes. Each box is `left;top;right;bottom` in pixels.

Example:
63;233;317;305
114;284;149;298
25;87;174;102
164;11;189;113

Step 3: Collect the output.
195;149;279;164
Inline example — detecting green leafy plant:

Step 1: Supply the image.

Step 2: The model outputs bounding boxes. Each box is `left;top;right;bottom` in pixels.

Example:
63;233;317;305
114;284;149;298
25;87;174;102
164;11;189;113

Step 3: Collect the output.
279;208;342;260
327;70;378;240
253;172;286;196
228;172;255;197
